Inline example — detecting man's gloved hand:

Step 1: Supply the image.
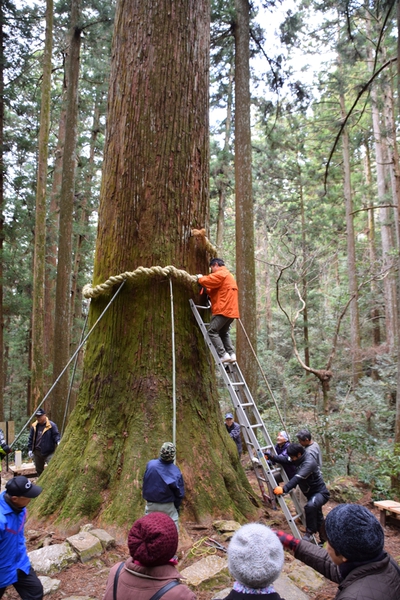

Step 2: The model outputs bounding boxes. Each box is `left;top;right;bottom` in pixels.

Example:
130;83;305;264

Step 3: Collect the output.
28;451;33;459
273;486;284;495
2;445;11;454
273;530;300;552
196;274;203;280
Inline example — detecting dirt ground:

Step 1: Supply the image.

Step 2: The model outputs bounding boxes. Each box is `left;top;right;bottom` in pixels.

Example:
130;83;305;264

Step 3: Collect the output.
1;465;400;600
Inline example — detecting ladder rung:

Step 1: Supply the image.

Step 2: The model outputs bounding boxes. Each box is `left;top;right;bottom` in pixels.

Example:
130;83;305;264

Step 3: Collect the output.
250;423;262;429
230;382;245;386
239;402;253;407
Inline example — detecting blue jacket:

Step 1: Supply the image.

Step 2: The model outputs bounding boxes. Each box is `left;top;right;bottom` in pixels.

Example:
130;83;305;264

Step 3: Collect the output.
142;459;185;509
225;422;242;454
0;492;31;587
28;417;60;457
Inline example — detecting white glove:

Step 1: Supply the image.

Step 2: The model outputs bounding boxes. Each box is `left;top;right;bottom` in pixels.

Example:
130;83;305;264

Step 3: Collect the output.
28;451;33;459
196;274;203;280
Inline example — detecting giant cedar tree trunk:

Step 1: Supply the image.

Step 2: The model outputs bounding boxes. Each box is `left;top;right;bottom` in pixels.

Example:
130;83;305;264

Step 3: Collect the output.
31;0;53;411
234;0;257;396
32;0;257;528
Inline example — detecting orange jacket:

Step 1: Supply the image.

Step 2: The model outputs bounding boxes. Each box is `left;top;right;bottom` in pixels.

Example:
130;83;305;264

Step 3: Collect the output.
198;266;240;318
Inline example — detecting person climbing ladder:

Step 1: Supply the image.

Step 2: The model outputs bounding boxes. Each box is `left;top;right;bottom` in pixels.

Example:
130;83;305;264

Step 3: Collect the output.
197;258;239;363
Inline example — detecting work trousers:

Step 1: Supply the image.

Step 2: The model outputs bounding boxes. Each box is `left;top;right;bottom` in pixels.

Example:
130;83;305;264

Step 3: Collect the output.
0;567;43;600
145;501;179;531
304;491;330;534
33;449;54;476
208;315;235;357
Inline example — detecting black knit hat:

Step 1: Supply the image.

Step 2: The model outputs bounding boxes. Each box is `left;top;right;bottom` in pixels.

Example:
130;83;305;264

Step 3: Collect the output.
325;504;384;561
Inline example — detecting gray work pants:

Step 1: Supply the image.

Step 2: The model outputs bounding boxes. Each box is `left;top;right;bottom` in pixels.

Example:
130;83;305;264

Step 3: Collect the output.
208;315;235;357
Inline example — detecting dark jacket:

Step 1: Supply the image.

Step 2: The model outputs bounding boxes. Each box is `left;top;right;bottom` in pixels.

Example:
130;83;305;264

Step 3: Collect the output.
274;441;297;479
281;452;329;499
28;417;60;457
295;539;400;600
142;459;184;509
225;590;284;600
225;422;242;454
102;558;195;600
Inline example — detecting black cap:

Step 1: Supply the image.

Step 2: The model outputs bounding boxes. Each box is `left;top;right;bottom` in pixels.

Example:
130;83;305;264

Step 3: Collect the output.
6;476;42;498
35;408;46;417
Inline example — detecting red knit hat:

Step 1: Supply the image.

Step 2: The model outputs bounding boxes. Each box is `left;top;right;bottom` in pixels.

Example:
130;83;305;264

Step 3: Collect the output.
127;512;178;566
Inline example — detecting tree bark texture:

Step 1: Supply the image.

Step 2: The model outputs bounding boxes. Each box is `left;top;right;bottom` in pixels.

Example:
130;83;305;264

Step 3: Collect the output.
32;0;257;527
234;0;257;396
339;91;361;387
51;0;81;424
369;46;398;352
31;0;53;411
0;7;4;420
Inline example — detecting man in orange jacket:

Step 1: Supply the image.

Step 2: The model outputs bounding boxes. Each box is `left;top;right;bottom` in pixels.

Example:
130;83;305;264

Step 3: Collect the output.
197;258;240;363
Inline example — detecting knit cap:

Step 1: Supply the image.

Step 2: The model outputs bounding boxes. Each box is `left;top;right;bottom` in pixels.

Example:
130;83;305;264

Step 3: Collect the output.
159;442;176;462
127;512;178;566
228;523;284;589
325;504;384;561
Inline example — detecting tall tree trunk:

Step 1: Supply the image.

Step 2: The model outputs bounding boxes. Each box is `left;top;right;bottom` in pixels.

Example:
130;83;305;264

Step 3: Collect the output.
339;91;361;387
299;170;310;368
44;101;67;386
0;4;4;420
51;0;81;424
31;0;53;412
368;37;398;352
393;0;400;492
234;0;257;395
216;64;233;252
364;144;380;348
31;0;257;527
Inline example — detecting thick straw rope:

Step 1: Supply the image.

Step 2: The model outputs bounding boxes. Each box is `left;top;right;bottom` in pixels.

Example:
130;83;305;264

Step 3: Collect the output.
83;230;217;300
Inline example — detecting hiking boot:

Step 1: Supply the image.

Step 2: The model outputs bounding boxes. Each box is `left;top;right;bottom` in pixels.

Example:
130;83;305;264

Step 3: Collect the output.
229;353;237;362
221;352;231;363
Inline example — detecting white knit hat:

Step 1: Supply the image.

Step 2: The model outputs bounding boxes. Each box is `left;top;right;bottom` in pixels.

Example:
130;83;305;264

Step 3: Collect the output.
228;523;284;589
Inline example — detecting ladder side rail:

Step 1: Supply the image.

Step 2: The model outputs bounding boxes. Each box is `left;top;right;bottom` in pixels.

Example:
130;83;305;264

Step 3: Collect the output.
190;300;305;539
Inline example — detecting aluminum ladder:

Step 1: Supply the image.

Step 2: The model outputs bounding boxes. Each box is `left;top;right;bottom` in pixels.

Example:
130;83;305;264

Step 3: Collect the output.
190;299;305;539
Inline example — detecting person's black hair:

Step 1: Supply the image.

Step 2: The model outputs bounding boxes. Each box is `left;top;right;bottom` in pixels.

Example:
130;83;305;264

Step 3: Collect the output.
287;443;305;457
296;429;312;442
209;258;225;267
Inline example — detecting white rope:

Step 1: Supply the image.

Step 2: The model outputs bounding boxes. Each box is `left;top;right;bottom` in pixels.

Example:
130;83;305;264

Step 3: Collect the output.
83;265;198;299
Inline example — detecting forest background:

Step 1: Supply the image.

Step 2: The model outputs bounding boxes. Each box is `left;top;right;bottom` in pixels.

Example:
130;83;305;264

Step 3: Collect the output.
1;0;400;523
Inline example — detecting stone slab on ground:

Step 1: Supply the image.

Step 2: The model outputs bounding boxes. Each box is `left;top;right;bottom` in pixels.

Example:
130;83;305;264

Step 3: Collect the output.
90;528;115;550
66;531;103;563
39;576;61;595
285;559;326;592
211;587;232;599
212;520;241;534
29;543;78;575
180;555;228;586
275;572;310;600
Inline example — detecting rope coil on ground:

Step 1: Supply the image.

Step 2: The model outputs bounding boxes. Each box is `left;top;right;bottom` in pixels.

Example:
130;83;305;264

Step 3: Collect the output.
83;265;198;299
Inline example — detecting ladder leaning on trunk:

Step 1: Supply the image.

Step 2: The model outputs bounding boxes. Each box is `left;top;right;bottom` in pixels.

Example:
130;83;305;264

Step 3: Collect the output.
190;299;305;540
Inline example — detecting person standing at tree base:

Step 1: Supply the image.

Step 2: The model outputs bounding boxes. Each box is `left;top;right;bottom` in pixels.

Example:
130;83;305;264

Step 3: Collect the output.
28;408;60;476
142;442;184;530
197;258;240;363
